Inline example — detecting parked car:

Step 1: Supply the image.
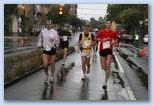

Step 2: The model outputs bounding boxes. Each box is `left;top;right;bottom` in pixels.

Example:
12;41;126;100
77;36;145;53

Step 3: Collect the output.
121;34;134;43
143;34;148;44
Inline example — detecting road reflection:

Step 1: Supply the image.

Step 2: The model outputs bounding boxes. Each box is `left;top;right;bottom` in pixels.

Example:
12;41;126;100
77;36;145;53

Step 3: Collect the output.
79;78;89;100
42;83;54;100
101;89;108;100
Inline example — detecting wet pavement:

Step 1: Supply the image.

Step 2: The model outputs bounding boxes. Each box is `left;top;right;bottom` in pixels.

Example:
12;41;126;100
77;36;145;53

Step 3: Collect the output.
4;52;135;100
115;44;148;100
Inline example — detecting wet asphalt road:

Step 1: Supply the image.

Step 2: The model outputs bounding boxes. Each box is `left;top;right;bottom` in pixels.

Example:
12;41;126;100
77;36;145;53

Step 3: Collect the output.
4;52;135;100
4;35;148;100
117;43;148;100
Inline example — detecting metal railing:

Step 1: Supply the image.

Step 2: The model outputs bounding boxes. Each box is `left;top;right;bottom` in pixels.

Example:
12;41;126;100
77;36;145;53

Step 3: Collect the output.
4;35;38;54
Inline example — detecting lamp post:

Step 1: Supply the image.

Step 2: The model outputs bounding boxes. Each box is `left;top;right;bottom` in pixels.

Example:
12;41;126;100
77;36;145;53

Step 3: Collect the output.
144;18;148;35
139;20;144;45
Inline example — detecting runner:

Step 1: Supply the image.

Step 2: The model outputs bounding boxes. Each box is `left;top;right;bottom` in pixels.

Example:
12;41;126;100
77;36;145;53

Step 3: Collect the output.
78;24;95;80
38;20;60;84
92;28;99;59
59;25;71;66
96;21;118;89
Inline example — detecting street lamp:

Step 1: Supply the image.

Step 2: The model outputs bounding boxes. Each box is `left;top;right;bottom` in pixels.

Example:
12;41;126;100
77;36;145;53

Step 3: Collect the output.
139;20;144;35
139;20;144;45
144;18;148;36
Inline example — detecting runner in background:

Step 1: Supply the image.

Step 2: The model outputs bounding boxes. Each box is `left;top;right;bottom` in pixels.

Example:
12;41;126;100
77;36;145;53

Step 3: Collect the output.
59;25;71;66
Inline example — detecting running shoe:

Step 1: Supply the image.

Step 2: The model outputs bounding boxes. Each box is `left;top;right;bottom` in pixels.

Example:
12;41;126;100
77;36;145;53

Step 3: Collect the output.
102;85;107;89
102;82;107;89
82;74;87;80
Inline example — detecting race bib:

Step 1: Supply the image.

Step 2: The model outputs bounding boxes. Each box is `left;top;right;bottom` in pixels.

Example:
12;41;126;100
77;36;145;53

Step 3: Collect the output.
63;36;67;41
102;40;110;49
84;40;91;48
45;47;51;51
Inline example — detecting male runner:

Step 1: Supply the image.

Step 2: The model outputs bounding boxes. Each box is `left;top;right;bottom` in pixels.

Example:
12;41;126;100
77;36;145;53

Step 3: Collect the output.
38;20;60;84
78;24;95;80
96;21;118;89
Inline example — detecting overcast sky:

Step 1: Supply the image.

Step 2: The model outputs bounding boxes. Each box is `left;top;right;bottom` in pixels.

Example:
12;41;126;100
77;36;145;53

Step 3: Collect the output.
77;4;108;20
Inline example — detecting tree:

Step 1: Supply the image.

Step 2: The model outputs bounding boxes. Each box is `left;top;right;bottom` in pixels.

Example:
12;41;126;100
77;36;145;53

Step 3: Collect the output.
48;4;83;30
70;16;83;30
4;4;17;35
118;8;144;33
106;4;148;33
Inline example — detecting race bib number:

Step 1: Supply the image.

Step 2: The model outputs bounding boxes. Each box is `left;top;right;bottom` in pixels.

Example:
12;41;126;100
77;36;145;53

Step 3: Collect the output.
102;40;110;49
84;40;91;48
63;36;67;41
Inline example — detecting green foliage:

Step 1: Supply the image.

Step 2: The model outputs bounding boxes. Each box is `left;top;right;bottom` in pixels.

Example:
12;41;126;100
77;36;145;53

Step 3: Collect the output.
89;17;105;29
119;8;144;28
107;4;148;22
107;4;148;32
47;4;84;28
4;4;17;35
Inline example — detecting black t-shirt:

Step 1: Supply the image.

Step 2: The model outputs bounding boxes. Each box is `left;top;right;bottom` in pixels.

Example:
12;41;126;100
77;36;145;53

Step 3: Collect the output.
79;32;95;41
59;30;71;42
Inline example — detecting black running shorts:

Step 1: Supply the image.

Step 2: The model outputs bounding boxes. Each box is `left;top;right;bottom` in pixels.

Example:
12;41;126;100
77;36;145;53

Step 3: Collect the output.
43;48;56;55
99;49;113;57
60;41;69;49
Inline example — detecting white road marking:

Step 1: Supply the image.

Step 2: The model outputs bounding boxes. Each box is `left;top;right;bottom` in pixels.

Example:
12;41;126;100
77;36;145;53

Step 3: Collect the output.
113;51;136;100
113;52;124;73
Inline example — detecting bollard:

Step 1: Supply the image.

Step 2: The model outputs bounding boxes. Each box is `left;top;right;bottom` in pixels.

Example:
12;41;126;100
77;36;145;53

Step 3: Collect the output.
138;48;145;57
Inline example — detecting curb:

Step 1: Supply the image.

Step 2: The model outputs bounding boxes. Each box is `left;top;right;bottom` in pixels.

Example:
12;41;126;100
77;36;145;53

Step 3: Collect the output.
119;49;147;75
118;49;148;89
4;49;75;88
113;52;136;100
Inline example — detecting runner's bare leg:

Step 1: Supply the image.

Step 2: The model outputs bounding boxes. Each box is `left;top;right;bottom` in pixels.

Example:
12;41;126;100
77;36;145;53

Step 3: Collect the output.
42;54;49;77
81;56;86;75
50;55;56;77
105;55;112;83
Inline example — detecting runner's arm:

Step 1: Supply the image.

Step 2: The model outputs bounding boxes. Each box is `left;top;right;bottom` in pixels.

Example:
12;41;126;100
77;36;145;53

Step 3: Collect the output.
58;30;63;39
55;31;60;48
78;33;82;47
